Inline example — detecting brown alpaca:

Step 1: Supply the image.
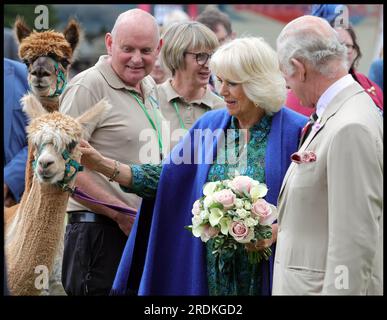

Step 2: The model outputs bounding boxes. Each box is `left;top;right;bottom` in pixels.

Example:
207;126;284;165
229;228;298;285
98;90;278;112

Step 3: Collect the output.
14;17;81;112
5;93;110;295
15;16;81;200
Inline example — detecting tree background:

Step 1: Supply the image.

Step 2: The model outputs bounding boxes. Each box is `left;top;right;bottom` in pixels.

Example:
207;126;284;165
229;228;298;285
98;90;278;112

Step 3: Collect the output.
4;4;59;29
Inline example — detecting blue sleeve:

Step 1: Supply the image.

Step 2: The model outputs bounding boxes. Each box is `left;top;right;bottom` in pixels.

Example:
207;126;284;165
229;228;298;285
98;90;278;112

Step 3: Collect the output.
3;59;29;202
4;146;28;202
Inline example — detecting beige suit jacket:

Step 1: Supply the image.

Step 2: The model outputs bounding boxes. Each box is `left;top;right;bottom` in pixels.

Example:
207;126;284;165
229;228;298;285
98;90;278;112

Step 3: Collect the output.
272;82;383;295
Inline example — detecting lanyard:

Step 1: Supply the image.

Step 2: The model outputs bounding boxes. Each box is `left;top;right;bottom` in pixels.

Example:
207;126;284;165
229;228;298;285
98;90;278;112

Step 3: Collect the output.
172;100;187;130
129;92;163;156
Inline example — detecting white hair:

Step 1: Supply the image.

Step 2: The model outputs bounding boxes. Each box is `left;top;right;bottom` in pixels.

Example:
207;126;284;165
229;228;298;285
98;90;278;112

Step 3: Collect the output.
277;17;347;78
163;10;190;28
210;37;286;115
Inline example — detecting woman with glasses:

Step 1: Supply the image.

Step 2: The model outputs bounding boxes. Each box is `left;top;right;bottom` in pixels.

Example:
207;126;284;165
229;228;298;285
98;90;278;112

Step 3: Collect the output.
157;21;224;153
335;25;383;110
77;37;307;295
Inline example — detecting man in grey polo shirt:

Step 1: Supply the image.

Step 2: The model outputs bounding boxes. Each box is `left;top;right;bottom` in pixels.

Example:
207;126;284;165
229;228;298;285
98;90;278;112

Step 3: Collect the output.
59;9;163;295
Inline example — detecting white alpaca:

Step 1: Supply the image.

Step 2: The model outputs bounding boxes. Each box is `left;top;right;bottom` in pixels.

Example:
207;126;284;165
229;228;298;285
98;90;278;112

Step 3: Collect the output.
5;93;110;295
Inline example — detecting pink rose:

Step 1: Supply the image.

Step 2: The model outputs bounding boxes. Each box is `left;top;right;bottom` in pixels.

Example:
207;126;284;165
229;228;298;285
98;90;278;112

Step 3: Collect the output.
231;176;253;194
251;199;275;225
213;189;236;209
200;225;220;242
228;221;254;243
191;200;201;216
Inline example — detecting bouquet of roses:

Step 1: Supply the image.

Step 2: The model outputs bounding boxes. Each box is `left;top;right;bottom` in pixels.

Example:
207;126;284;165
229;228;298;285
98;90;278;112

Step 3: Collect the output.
185;175;277;265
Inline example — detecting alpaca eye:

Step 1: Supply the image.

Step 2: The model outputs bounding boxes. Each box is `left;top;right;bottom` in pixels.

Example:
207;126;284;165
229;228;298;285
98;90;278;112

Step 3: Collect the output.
67;140;77;152
61;59;70;68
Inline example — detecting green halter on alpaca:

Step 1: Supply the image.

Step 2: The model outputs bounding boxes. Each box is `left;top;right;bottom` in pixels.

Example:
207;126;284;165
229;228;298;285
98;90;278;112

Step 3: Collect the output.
33;141;83;192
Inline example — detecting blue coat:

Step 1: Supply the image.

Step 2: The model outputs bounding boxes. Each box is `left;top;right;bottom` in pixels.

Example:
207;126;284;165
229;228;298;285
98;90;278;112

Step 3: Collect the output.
4;58;29;202
112;107;307;295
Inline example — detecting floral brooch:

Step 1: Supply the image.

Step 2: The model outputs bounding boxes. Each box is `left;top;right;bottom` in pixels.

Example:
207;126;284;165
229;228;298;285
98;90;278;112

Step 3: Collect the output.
291;150;317;164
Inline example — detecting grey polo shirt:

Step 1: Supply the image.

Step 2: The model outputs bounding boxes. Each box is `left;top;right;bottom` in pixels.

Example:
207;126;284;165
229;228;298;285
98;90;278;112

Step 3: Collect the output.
60;55;164;212
158;79;225;152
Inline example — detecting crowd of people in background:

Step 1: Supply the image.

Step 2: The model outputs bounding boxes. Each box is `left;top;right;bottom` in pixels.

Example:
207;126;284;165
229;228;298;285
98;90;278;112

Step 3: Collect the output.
3;4;383;296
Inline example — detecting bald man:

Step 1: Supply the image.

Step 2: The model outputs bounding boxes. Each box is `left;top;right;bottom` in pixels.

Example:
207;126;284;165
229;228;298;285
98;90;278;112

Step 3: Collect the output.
59;9;165;295
273;16;383;295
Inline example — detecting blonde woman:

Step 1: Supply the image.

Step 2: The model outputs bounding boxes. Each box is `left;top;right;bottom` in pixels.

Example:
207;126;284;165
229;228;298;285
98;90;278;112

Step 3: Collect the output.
78;37;307;295
158;21;225;152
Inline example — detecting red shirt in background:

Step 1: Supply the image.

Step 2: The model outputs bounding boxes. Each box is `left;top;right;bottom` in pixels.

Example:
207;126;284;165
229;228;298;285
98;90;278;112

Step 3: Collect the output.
286;71;383;117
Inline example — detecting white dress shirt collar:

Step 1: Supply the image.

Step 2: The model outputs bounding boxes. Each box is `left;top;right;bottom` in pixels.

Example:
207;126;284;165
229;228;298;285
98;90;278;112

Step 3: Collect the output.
316;74;356;119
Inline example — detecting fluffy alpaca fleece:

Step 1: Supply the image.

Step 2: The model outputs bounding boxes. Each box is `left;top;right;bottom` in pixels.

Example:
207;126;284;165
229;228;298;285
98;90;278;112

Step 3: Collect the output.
4;111;82;296
19;30;73;62
5;179;71;295
5;94;110;295
15;18;80;62
5;19;81;294
15;17;81;112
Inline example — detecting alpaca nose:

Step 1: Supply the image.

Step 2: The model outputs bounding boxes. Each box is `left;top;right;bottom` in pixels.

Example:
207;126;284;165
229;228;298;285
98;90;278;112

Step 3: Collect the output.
38;158;54;169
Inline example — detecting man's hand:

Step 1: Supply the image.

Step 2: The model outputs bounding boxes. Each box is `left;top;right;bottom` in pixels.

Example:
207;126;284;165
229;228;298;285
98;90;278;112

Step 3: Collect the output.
4;184;17;207
115;213;135;236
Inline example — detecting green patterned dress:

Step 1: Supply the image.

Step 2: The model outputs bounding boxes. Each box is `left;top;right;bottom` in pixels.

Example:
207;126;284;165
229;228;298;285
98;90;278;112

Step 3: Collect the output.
122;115;272;295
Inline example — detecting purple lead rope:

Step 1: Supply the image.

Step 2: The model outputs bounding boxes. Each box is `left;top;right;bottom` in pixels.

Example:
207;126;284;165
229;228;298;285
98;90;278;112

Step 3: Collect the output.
72;187;137;217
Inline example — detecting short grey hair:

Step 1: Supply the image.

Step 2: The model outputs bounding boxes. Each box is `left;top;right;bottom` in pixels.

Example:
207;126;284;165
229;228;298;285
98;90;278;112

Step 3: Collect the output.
160;21;219;75
277;17;347;78
210;37;286;115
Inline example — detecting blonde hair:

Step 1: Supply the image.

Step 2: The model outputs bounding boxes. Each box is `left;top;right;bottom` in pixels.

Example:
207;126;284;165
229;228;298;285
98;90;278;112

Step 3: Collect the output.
161;21;219;75
210;37;286;114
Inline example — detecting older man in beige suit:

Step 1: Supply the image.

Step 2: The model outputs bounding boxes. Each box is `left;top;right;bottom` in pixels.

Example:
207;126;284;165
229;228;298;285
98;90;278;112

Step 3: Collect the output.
272;16;383;295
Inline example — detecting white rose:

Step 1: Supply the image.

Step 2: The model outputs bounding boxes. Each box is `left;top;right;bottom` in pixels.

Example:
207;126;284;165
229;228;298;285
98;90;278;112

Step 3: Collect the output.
250;183;268;202
203;195;214;209
203;182;219;196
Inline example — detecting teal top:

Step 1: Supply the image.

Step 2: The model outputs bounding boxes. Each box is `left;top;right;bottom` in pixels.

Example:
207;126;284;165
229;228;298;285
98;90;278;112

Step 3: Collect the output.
121;114;272;295
206;115;271;295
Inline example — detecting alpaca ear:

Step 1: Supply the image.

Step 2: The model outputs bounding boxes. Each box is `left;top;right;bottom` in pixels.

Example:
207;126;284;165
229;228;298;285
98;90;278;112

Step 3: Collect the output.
14;16;32;44
21;93;48;120
76;98;111;140
63;18;81;52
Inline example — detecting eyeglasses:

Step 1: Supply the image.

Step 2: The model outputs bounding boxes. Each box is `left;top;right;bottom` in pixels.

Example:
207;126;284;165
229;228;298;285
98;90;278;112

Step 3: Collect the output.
343;44;355;53
184;52;212;66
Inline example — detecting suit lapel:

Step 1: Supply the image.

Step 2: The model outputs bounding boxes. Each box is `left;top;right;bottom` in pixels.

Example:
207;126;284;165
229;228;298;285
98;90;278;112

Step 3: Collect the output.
278;82;364;203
